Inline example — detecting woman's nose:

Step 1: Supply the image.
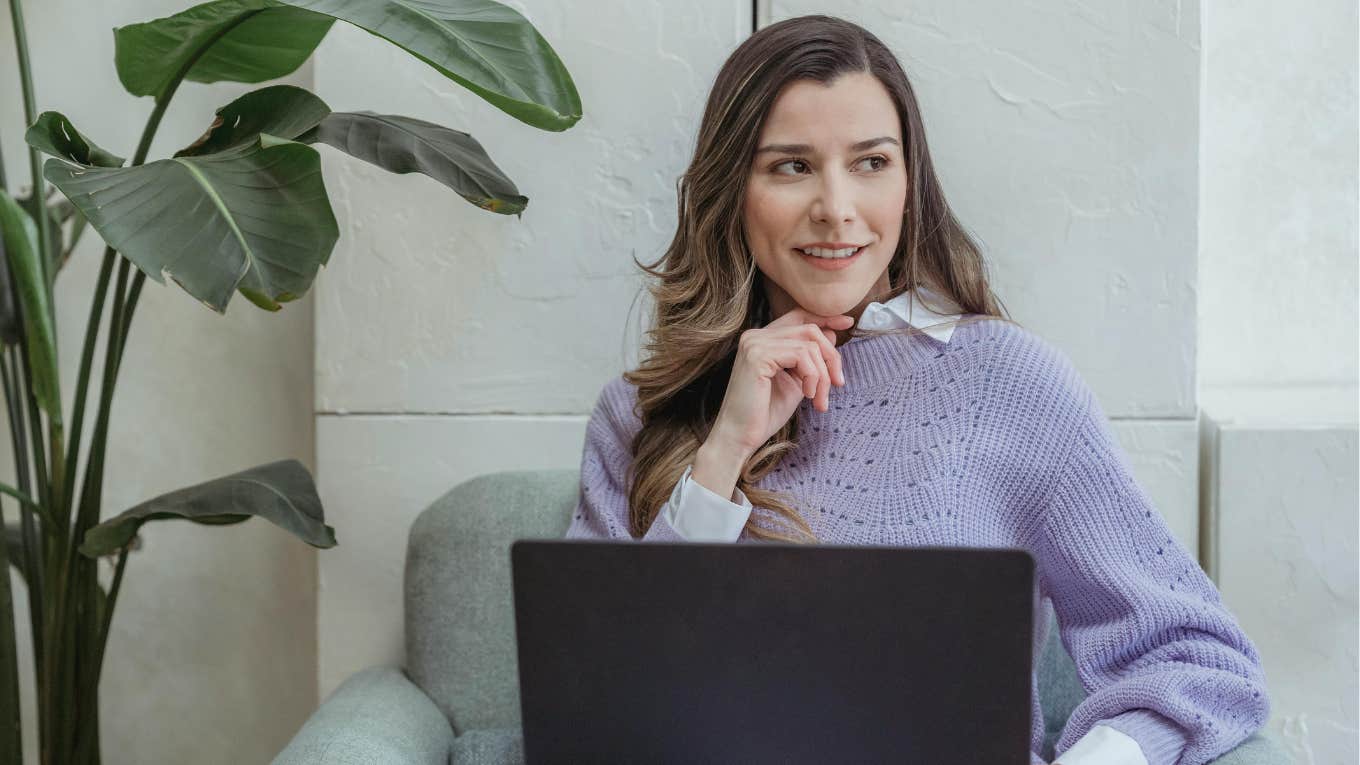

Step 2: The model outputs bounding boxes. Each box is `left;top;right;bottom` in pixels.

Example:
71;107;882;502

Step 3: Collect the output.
810;172;856;224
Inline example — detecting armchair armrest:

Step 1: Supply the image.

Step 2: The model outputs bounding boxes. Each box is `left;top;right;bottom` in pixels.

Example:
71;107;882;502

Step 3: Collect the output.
272;665;455;765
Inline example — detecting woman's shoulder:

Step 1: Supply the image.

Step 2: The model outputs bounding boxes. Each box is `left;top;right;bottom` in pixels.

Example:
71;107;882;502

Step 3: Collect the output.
966;317;1096;423
589;372;643;439
596;372;638;410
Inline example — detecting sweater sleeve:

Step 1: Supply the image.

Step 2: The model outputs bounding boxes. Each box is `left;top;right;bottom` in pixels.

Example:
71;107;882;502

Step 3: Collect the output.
564;378;689;542
1025;393;1271;765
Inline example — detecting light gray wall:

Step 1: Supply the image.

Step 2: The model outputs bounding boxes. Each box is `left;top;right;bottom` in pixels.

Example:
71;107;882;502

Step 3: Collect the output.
0;1;317;763
1200;0;1357;389
1199;1;1358;762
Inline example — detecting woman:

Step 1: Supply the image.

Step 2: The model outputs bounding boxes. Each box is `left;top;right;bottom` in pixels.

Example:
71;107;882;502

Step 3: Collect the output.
565;14;1270;765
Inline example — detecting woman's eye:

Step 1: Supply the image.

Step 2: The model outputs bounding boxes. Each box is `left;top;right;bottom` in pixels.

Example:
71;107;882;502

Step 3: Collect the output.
772;156;889;175
858;155;888;172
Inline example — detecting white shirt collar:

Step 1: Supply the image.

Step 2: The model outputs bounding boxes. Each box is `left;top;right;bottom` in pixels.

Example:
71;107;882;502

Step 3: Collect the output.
855;284;963;344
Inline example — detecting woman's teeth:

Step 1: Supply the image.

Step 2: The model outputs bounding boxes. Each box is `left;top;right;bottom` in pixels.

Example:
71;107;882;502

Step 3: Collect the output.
798;246;862;259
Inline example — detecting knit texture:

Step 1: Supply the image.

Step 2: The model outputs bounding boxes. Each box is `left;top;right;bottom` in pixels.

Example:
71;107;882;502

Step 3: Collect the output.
565;316;1271;765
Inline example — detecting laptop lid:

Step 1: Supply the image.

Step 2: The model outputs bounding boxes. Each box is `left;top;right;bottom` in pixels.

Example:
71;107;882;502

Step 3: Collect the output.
510;541;1035;764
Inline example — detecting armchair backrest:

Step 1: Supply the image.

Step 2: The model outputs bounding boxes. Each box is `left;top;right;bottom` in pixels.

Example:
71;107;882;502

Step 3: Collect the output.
403;469;1086;742
405;469;577;734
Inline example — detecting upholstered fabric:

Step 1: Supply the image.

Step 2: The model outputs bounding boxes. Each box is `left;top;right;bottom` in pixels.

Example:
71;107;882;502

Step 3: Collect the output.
405;469;577;735
271;665;454;765
451;728;526;765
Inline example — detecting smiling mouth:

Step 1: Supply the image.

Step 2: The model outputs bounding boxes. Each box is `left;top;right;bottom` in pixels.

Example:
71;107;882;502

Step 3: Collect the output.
794;245;866;259
794;245;866;269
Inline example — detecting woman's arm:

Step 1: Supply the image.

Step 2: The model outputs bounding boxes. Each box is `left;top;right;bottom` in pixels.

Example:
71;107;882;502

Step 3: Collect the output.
564;378;689;542
1025;392;1271;765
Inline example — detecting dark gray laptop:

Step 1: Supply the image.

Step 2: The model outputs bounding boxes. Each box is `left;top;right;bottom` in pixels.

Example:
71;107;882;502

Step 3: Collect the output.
510;540;1034;764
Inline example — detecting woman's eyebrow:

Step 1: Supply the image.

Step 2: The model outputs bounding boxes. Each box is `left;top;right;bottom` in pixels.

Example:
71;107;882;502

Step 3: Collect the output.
754;136;900;155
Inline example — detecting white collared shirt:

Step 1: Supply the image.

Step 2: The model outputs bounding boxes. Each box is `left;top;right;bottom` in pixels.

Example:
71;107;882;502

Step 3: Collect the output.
658;285;1148;765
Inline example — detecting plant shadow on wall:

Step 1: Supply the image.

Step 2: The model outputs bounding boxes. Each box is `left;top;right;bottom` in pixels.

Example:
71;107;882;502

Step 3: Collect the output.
0;1;582;763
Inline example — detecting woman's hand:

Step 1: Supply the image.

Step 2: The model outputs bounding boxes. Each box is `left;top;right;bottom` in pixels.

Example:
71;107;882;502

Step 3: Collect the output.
707;307;854;458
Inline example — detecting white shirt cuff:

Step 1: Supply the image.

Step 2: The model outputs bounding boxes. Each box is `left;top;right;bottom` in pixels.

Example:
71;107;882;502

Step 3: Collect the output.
1053;724;1148;765
660;463;753;542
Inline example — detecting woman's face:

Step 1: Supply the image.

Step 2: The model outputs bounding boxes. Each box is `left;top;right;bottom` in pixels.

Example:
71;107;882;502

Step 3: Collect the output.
743;71;908;325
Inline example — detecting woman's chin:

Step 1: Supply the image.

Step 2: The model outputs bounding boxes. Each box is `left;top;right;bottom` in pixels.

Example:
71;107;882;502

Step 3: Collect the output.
794;295;863;318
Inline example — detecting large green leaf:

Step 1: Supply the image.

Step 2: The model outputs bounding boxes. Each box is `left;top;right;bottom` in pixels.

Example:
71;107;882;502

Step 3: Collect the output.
179;84;527;214
40;130;339;314
24;112;126;168
23;112;114;279
0;192;59;417
116;0;580;132
285;0;581;131
114;0;334;100
302;111;527;215
0;226;17;346
13;188;86;281
79;459;335;558
174;84;330;158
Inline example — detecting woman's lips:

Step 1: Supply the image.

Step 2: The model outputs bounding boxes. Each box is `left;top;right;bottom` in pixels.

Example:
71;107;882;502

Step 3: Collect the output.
796;245;865;271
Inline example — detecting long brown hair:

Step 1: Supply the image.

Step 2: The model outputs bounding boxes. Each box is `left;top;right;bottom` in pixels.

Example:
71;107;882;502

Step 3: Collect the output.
622;15;1016;542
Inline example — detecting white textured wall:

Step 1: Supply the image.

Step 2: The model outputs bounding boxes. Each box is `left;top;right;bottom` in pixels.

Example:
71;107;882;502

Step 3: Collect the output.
1198;1;1359;762
1200;0;1358;388
1204;407;1357;765
0;1;317;763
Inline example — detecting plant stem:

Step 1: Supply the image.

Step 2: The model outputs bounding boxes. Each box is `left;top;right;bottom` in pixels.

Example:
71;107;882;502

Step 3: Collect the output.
62;257;124;764
8;0;52;296
59;250;113;546
115;275;143;374
0;350;42;655
2;347;46;765
17;335;47;533
0;48;43;764
49;60;160;765
2;350;42;586
0;498;18;764
6;0;64;543
8;2;59;758
90;547;125;685
1;0;39;756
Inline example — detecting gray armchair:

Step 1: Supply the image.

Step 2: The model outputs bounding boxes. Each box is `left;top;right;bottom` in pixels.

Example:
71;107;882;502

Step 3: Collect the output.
273;470;1289;765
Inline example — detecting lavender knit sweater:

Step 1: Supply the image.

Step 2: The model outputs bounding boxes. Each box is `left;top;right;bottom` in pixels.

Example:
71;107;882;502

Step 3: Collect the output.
565;316;1270;765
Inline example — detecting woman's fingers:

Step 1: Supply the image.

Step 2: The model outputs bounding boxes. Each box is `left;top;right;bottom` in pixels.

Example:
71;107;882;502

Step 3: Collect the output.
764;310;850;391
777;341;829;411
806;340;831;411
786;342;820;399
751;311;851;413
802;323;844;387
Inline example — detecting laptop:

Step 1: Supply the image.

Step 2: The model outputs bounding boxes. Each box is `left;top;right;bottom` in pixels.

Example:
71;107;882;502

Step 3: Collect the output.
510;540;1035;764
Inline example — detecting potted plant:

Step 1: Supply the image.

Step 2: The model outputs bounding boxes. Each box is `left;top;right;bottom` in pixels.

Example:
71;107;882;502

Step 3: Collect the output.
0;1;582;762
